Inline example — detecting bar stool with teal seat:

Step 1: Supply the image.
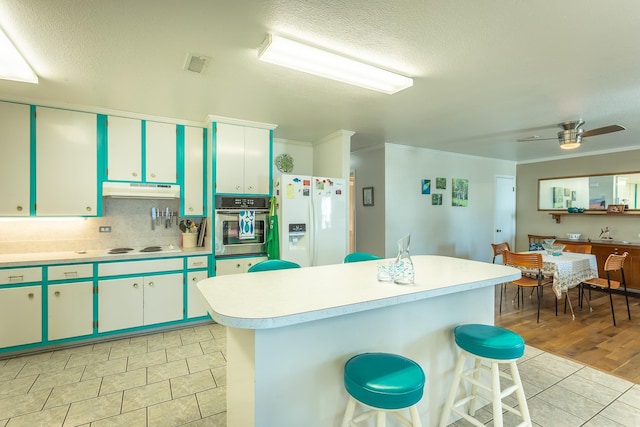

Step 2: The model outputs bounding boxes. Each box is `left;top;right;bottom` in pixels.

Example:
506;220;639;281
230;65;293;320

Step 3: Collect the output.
247;259;301;272
344;252;382;263
341;352;425;427
439;324;531;427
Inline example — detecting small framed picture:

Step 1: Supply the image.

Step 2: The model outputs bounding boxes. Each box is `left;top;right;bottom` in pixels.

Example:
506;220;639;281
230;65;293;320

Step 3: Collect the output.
363;187;374;206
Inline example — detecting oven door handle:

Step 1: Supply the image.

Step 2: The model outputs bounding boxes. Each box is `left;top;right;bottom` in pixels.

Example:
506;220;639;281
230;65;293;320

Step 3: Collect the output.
215;210;269;215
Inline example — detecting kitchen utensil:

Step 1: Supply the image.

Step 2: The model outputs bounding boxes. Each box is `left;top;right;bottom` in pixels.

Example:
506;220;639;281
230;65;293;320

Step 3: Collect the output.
156;207;160;226
166;207;169;228
179;220;187;232
151;207;156;230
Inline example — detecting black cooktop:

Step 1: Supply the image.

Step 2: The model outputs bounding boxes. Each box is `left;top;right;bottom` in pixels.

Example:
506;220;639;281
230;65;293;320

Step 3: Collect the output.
139;246;163;252
107;247;134;254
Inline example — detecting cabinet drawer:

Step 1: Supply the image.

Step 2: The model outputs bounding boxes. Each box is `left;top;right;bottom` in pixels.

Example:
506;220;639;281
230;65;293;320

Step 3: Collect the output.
187;256;208;270
98;258;183;277
0;267;42;285
48;264;93;281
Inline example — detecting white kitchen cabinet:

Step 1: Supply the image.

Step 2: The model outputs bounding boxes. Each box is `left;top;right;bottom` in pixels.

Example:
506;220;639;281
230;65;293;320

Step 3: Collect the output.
98;273;182;333
106;116;142;181
35;107;98;216
183;126;205;216
215;123;270;194
0;286;42;348
145;121;177;183
0;101;31;216
187;270;209;318
216;256;267;276
105;117;177;184
48;281;93;340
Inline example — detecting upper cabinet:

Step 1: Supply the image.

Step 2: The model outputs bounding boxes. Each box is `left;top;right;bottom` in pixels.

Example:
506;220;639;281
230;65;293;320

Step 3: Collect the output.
0;102;31;216
182;125;206;216
106;116;142;181
215;123;271;195
145;121;177;183
106;117;177;184
35;107;98;216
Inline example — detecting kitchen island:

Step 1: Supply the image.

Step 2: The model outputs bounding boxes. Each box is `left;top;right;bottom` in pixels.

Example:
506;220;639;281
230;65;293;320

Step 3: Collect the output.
197;255;520;427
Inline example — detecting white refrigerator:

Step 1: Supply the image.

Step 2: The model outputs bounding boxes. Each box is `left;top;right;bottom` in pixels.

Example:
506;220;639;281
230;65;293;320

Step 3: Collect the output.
275;174;348;267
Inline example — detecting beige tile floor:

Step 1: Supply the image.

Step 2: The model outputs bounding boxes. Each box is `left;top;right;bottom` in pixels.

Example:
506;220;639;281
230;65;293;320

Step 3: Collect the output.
0;322;638;426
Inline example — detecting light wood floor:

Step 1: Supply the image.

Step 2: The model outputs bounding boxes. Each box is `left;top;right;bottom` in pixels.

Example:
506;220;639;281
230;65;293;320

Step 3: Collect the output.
494;284;640;384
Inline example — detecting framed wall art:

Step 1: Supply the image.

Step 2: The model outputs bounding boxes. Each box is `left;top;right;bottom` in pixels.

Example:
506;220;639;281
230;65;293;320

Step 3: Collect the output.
363;187;374;206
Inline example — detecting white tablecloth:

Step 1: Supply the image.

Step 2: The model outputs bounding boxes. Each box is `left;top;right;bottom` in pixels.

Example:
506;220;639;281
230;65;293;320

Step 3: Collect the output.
540;252;598;298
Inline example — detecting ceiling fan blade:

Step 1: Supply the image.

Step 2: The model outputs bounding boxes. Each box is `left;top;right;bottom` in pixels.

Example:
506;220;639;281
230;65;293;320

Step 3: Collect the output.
516;135;557;142
582;124;625;138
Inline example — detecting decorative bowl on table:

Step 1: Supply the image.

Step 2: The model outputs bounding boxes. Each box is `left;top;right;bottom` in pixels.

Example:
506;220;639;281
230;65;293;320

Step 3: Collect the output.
542;243;565;256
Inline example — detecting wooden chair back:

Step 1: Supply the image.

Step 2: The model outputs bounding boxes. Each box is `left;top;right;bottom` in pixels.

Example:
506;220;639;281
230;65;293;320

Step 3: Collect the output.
603;252;628;272
503;250;544;271
563;243;592;254
491;242;510;263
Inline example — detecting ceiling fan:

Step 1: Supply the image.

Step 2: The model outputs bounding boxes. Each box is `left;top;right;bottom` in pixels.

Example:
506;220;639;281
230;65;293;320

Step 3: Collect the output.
517;120;625;150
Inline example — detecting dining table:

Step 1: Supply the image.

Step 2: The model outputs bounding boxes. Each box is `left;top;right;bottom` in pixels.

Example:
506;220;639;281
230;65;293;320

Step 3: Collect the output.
538;251;598;299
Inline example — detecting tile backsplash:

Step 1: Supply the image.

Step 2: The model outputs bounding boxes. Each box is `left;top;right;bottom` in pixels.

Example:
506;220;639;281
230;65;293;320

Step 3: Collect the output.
0;199;199;254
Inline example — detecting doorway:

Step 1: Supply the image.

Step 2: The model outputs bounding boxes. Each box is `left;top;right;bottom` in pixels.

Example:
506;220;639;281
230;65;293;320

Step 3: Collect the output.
494;175;515;248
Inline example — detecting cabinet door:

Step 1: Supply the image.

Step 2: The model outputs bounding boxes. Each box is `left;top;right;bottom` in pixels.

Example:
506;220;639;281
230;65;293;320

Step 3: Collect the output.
0;286;42;348
107;116;142;181
183;126;205;216
145;121;177;183
98;277;143;332
215;259;246;275
215;123;245;193
243;127;270;194
216;256;267;276
143;273;183;325
48;281;93;340
187;270;209;318
35;107;98;216
0;102;30;216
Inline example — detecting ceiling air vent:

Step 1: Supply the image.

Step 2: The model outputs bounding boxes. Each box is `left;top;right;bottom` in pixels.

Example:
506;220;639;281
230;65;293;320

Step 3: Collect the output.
184;53;210;74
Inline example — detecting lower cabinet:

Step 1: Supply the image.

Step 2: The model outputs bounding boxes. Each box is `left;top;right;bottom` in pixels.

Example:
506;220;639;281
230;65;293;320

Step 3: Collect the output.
0;286;42;348
48;281;94;341
216;256;267;275
187;270;209;318
98;273;183;333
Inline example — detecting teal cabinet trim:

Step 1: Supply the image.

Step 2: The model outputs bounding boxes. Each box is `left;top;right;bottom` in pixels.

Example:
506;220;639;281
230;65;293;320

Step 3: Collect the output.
269;129;274;195
30;105;36;216
202;127;208;215
96;115;107;216
177;124;185;202
141;119;147;182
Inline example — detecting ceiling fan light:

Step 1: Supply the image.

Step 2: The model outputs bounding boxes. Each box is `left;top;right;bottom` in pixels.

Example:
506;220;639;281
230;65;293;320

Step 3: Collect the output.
558;129;582;150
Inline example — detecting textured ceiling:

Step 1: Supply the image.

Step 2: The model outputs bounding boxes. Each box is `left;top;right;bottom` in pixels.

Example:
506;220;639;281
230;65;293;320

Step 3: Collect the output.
1;0;640;162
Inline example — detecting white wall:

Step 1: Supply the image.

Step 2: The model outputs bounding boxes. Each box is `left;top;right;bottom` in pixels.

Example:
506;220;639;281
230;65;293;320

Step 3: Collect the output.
272;138;313;179
312;130;354;180
352;144;517;262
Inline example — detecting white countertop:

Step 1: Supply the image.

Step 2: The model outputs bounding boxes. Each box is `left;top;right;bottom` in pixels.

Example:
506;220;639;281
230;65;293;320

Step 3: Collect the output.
197;255;521;329
0;247;211;267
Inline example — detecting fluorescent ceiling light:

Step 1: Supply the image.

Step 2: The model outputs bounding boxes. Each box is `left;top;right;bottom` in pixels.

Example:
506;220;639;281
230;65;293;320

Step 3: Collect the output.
258;34;412;94
0;27;38;84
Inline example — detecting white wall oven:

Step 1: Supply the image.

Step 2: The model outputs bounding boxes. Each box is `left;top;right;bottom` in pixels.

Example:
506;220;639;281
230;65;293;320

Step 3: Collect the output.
214;196;270;257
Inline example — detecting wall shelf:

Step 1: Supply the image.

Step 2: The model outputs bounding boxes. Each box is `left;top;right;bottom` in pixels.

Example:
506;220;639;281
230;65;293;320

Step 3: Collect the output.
547;211;640;223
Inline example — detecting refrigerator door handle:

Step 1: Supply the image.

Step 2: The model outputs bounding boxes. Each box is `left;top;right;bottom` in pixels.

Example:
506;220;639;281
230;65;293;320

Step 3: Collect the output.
309;194;316;266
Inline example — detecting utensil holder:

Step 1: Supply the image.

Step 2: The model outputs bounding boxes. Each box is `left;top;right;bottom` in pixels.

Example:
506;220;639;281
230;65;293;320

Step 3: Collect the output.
182;232;197;248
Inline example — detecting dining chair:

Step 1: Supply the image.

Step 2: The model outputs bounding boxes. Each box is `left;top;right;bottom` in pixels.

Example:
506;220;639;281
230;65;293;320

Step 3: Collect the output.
580;252;631;326
247;259;301;272
527;234;556;251
343;252;382;263
502;250;553;322
563;243;592;254
491;242;511;313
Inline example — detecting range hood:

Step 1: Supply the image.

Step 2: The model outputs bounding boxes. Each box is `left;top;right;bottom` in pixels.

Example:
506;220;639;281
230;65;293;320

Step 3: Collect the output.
102;182;180;199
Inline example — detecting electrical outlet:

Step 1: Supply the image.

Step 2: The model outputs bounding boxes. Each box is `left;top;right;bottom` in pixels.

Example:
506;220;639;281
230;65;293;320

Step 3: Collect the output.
99;226;112;233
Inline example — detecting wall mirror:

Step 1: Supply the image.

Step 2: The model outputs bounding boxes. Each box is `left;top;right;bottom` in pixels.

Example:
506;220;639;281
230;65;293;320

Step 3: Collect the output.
538;172;640;211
